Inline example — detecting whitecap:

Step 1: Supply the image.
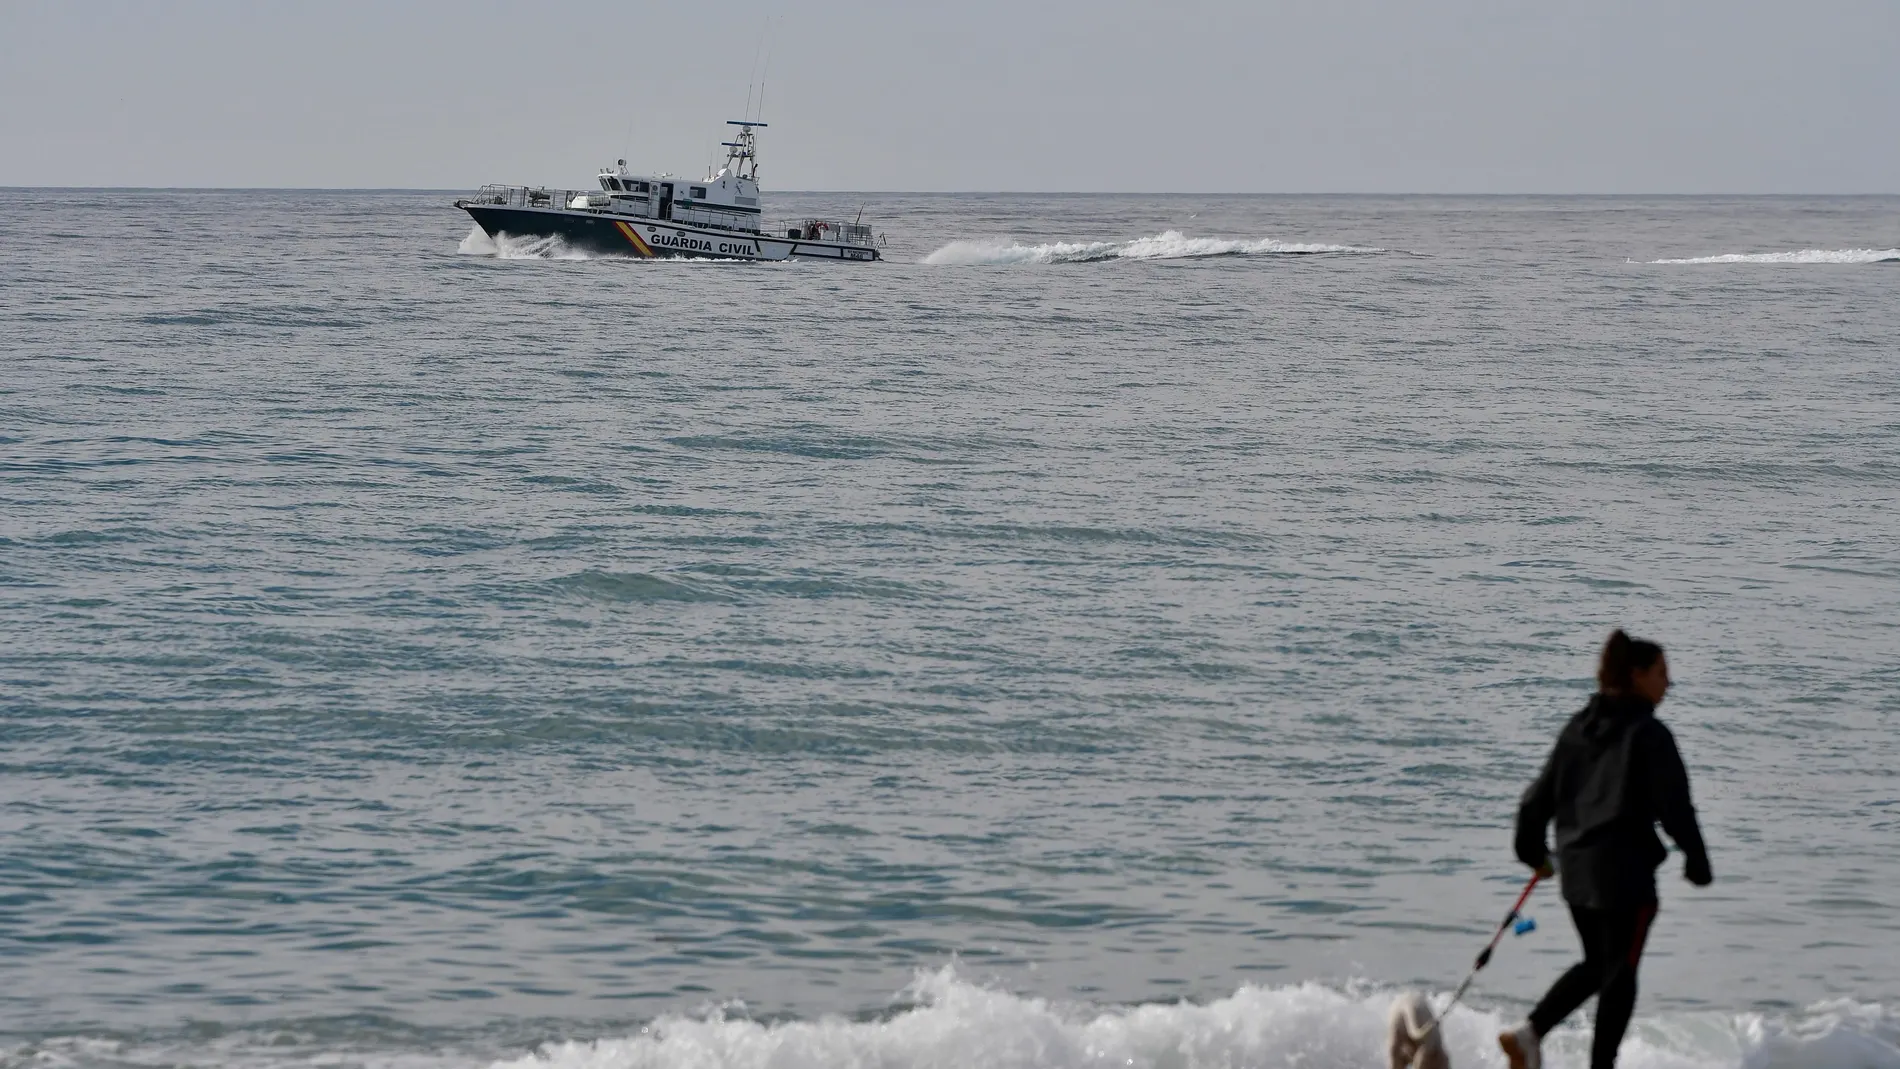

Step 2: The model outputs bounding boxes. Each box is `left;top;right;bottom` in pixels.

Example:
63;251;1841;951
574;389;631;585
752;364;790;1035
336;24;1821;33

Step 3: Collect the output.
924;230;1380;265
1647;248;1900;265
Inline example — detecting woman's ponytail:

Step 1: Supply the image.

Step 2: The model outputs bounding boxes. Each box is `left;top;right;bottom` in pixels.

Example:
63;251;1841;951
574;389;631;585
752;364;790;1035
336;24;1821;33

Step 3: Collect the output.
1597;628;1663;694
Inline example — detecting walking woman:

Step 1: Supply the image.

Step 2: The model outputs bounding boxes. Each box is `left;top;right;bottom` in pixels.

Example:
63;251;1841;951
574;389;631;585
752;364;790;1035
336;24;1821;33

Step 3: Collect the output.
1499;630;1713;1069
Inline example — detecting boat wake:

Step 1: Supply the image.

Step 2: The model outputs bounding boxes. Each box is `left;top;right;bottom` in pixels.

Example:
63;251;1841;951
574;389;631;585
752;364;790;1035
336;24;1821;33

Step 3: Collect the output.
923;230;1382;266
1646;248;1900;265
457;226;597;261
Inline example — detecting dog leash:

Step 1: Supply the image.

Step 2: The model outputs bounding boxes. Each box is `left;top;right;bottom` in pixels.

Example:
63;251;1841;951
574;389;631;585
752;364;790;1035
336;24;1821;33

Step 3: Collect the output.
1415;871;1544;1042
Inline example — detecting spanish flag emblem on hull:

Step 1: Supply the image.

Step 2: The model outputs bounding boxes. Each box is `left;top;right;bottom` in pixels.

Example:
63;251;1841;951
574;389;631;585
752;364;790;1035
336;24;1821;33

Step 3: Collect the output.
613;221;656;258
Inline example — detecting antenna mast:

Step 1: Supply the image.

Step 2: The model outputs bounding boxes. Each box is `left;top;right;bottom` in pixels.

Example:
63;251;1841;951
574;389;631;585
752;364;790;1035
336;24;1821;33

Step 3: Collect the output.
742;23;765;123
721;120;767;182
756;17;775;124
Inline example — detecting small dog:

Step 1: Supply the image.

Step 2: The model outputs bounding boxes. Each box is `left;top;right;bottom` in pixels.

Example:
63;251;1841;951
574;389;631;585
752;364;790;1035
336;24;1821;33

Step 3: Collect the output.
1387;991;1452;1069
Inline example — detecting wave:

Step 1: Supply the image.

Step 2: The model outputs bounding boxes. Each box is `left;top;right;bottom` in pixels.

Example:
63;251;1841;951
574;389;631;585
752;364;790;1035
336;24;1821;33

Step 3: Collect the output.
2;971;1896;1069
1647;248;1900;265
923;230;1382;266
543;568;732;604
457;226;595;261
504;970;1897;1069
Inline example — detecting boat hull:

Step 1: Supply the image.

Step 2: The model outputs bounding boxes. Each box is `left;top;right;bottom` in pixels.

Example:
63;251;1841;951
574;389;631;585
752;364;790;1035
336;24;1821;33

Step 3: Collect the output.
460;205;877;262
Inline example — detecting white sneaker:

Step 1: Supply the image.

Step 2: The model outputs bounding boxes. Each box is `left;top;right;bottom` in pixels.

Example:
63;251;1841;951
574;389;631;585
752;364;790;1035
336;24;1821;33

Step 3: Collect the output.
1498;1021;1541;1069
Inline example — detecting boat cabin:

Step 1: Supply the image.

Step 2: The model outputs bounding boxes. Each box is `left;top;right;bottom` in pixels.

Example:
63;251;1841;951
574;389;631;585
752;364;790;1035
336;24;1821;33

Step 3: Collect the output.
592;121;767;234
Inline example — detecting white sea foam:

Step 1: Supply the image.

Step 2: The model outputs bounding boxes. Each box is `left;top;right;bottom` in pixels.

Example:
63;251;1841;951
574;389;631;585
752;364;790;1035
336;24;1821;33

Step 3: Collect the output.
923;230;1380;266
1647;248;1900;265
488;969;1900;1069
456;226;594;261
1;971;1895;1069
455;227;761;263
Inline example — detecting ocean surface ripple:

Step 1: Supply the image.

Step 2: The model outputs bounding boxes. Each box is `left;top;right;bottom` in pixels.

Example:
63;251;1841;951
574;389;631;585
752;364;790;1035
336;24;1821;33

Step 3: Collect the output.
2;190;1898;1069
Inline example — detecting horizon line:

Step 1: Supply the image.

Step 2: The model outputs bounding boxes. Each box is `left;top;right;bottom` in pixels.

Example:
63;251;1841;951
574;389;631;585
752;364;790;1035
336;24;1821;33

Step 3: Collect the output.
4;186;1899;197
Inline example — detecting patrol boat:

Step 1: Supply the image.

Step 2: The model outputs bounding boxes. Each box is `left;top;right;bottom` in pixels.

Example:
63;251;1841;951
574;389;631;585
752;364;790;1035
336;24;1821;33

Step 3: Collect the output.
455;121;880;262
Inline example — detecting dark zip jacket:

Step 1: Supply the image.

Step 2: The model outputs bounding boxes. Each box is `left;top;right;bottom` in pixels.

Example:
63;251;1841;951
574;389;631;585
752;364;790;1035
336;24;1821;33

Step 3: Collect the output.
1515;693;1712;909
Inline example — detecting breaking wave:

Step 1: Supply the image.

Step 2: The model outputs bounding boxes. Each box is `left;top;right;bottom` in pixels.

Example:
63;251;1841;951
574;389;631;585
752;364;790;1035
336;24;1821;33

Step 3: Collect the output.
457;226;596;261
3;970;1897;1069
501;970;1900;1069
1647;248;1900;265
924;230;1382;265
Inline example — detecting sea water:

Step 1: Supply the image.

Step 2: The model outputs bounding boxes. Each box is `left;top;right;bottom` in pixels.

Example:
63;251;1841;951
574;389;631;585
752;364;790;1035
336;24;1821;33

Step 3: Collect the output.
2;190;1898;1069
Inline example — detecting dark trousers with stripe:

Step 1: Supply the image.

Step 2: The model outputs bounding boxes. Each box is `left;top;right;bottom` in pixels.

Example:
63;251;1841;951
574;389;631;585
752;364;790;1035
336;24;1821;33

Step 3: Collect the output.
1529;902;1657;1069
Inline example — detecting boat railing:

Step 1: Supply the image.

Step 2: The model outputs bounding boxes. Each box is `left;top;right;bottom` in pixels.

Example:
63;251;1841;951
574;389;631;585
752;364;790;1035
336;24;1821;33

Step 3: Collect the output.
459;185;545;208
459;185;607;211
787;219;876;246
670;205;760;233
462;185;771;233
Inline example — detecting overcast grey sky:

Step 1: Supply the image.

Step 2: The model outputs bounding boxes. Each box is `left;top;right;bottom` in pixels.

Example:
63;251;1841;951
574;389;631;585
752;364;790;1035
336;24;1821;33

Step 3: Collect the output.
2;0;1896;192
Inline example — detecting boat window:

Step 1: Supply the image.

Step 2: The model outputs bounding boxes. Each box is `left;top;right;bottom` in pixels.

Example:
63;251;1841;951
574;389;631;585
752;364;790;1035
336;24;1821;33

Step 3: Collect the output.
690;186;707;199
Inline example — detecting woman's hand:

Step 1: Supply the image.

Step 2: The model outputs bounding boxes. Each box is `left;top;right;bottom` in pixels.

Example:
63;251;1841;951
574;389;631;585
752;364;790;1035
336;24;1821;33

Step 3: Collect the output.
1685;855;1713;887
